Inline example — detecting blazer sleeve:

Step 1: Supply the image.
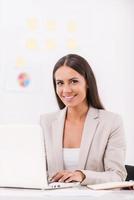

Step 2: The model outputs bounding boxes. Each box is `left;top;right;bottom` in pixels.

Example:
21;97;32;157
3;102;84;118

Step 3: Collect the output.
81;115;127;185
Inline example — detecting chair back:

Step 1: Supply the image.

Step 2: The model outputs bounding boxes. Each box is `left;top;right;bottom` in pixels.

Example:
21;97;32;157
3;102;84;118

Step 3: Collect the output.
125;165;134;181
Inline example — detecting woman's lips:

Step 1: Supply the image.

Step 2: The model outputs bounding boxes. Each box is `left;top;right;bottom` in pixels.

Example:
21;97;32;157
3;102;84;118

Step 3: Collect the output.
62;95;77;101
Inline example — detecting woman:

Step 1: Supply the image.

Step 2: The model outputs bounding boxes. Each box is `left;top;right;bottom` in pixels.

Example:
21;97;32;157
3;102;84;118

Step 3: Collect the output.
40;54;127;185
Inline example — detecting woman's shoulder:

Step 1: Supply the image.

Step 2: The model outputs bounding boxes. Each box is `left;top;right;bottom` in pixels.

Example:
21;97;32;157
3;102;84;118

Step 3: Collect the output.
99;109;121;118
97;108;123;125
40;110;60;121
40;108;66;123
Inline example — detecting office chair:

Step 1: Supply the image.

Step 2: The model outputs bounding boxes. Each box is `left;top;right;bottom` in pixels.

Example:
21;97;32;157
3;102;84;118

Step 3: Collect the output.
125;165;134;181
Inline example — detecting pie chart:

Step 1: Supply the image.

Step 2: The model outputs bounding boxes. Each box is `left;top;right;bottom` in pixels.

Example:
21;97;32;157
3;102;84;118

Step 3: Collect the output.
18;72;30;87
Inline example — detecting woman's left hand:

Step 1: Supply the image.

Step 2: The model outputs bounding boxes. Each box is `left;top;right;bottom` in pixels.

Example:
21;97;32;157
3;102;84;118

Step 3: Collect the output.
51;170;85;183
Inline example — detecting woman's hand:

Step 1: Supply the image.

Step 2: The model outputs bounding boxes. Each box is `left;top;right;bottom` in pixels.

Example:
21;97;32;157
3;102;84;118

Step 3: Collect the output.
51;170;85;183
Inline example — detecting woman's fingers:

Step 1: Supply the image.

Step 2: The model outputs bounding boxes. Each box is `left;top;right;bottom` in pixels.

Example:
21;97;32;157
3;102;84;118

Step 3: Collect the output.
59;172;73;182
65;171;84;182
51;170;72;182
51;170;85;183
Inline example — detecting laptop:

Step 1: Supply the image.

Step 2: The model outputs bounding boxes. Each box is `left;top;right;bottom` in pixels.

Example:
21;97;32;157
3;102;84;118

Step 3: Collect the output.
0;124;79;190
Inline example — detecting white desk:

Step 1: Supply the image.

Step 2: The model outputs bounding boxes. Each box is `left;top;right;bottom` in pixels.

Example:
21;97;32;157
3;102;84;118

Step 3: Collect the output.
0;186;134;200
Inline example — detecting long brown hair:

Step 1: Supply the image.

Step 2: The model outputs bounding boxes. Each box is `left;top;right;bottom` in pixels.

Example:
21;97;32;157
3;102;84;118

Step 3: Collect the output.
53;54;104;110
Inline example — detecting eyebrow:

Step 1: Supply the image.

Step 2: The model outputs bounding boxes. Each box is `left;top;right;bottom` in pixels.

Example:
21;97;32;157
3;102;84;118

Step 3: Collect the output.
56;77;79;82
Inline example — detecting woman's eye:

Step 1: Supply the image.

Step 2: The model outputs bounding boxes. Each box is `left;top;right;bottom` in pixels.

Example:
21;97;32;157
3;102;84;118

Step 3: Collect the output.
56;81;63;86
71;80;78;84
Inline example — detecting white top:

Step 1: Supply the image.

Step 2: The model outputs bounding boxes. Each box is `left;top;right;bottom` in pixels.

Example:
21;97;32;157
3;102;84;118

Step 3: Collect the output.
63;148;80;170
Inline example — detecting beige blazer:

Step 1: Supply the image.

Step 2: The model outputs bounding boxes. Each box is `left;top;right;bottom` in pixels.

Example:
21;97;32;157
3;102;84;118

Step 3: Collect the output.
40;107;127;185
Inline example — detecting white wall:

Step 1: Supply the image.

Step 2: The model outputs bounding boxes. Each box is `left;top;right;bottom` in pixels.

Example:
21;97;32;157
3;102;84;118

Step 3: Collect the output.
0;0;134;164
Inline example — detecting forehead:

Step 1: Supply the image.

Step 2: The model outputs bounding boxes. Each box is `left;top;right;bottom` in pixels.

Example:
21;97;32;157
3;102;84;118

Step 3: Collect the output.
55;66;84;80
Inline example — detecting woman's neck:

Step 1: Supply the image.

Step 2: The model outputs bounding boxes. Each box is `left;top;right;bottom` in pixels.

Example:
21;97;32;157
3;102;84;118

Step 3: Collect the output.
66;104;89;122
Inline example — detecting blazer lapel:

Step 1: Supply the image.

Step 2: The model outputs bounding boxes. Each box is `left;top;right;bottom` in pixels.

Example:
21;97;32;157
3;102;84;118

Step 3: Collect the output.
50;107;99;173
51;107;67;172
78;107;99;169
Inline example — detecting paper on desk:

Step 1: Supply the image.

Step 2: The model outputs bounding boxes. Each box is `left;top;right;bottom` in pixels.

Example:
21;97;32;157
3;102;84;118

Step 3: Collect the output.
87;181;134;190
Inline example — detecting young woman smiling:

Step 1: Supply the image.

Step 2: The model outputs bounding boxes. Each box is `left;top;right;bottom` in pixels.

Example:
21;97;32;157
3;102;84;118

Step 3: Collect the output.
40;54;127;185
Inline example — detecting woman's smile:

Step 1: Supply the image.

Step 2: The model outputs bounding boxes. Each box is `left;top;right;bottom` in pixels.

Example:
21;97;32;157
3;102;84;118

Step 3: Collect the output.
62;94;77;102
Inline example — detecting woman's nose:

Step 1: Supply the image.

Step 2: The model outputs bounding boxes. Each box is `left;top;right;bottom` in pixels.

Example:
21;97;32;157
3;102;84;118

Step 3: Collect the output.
63;84;72;93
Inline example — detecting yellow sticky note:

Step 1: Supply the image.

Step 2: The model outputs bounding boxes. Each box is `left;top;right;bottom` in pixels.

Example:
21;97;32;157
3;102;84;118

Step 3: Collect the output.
26;38;37;49
16;57;26;67
45;39;56;50
67;21;77;32
67;38;77;49
46;20;56;31
26;18;38;31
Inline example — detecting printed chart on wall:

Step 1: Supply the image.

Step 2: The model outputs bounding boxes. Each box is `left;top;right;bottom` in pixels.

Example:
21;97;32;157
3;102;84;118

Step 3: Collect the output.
0;0;90;93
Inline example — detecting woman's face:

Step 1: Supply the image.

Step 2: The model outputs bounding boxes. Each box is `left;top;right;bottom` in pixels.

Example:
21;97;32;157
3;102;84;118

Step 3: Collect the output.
55;65;88;108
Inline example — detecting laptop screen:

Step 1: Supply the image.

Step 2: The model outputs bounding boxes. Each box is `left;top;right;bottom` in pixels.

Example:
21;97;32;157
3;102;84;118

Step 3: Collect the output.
0;124;47;189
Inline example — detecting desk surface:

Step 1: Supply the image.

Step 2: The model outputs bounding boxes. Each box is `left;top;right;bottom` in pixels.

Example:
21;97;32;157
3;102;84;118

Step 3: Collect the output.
0;186;134;200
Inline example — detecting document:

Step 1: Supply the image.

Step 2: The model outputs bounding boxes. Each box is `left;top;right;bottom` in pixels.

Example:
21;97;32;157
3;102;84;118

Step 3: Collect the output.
87;181;134;190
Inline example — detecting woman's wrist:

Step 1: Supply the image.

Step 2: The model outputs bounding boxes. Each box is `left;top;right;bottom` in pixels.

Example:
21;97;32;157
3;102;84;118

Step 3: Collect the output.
75;170;86;182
